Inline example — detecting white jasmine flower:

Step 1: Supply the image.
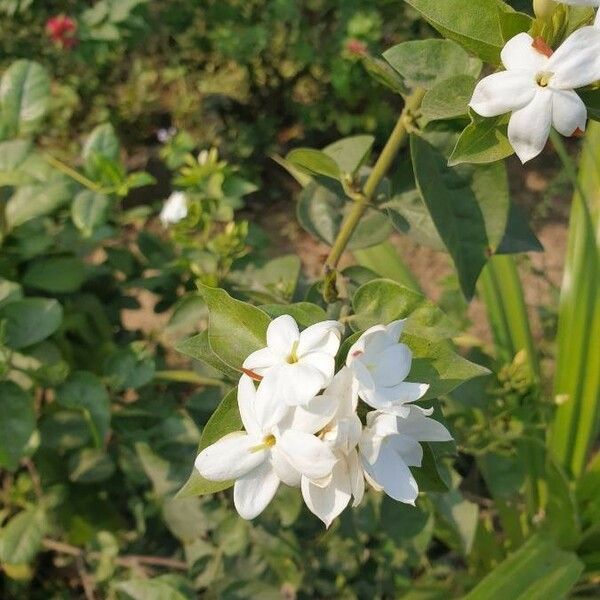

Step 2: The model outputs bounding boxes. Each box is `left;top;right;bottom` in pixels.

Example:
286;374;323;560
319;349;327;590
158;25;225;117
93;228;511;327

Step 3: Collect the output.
159;191;188;225
346;320;428;418
195;375;337;520
299;367;365;527
469;28;600;163
243;315;343;406
359;406;452;505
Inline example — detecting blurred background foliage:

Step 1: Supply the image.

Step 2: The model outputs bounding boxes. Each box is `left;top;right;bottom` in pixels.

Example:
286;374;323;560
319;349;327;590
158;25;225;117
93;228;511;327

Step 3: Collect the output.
1;1;598;599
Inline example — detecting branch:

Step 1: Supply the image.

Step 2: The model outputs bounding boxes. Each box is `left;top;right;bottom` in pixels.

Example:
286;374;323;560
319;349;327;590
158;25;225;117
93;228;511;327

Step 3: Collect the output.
42;539;188;572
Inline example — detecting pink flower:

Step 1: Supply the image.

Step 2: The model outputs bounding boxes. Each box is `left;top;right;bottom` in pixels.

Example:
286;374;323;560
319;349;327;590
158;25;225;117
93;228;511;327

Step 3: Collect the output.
46;15;78;50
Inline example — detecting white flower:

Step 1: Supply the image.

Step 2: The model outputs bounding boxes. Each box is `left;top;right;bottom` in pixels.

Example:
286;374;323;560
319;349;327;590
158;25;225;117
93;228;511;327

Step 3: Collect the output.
243;315;343;406
195;375;337;520
159;191;188;225
469;28;600;163
346;320;428;417
359;406;453;505
299;367;365;527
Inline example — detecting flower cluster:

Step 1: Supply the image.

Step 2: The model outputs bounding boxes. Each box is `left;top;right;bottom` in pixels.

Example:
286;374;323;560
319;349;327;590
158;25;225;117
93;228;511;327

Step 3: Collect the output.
195;315;452;527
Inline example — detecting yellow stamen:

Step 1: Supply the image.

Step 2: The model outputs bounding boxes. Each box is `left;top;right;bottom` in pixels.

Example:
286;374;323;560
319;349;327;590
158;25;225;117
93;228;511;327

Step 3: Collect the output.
248;434;276;453
536;71;553;88
286;341;300;364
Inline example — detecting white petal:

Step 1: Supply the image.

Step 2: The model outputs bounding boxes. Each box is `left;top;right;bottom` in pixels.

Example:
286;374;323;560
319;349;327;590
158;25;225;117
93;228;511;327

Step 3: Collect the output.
237;375;260;435
346;327;392;365
351;359;376;394
270;449;301;487
385;381;430;405
365;445;419;504
299;352;336;385
384;319;405;342
396;407;453;442
233;461;280;519
195;432;265;481
259;363;327;407
266;315;299;356
347;450;365;507
469;71;537;118
501;32;548;72
278;430;337;481
301;460;351;528
254;376;290;430
323;366;359;417
297;320;342;357
508;88;553;163
242;346;280;373
386;434;424;467
551;89;587;137
548;26;600;89
279;393;337;434
370;343;412;387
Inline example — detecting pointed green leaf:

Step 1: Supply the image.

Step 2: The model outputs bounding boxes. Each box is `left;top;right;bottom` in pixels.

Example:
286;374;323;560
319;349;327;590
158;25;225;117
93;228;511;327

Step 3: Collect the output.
0;382;35;471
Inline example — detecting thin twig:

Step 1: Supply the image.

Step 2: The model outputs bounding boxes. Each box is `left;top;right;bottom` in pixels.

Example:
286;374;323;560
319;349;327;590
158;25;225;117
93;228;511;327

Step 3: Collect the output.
42;539;188;572
23;458;43;499
76;556;97;600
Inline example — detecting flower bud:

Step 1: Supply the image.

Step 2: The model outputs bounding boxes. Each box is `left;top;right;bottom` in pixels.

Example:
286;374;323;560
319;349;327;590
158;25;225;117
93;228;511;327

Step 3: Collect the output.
533;0;558;19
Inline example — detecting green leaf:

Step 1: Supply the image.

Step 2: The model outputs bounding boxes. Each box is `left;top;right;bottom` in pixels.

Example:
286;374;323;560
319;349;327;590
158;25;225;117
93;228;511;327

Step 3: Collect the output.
260;302;327;328
0;60;50;136
403;333;490;400
384;40;481;91
297;180;392;250
5;181;72;229
579;89;600;122
463;535;583;600
0;298;63;349
421;75;476;123
22;256;87;293
353;242;422;292
55;371;111;447
413;443;450;492
550;122;600;478
0;139;33;185
285;148;340;180
82;123;120;179
103;347;155;391
404;0;507;65
197;284;270;372
71;190;110;236
384;190;446;252
116;575;195;600
177;389;242;498
411;134;509;298
68;448;115;483
496;202;543;254
351;278;456;341
449;112;513;166
431;486;479;555
0;508;45;566
0;278;22;310
361;54;408;95
0;382;35;471
175;330;238;380
322;135;375;176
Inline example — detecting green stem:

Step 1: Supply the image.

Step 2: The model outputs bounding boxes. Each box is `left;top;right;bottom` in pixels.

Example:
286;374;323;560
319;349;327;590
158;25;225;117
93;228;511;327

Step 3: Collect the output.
153;370;223;387
44;154;102;192
325;88;426;270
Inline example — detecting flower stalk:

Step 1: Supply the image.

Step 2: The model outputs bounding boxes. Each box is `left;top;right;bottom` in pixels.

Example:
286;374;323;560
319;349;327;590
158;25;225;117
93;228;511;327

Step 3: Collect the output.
324;87;426;272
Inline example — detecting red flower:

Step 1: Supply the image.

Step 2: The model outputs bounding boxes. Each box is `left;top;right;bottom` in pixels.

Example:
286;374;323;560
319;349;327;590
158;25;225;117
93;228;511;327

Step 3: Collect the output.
345;38;368;57
46;15;78;49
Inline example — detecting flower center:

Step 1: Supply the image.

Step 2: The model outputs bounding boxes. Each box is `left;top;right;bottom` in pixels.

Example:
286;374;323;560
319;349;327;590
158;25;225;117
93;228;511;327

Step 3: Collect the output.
249;434;276;453
286;341;300;364
535;71;554;88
